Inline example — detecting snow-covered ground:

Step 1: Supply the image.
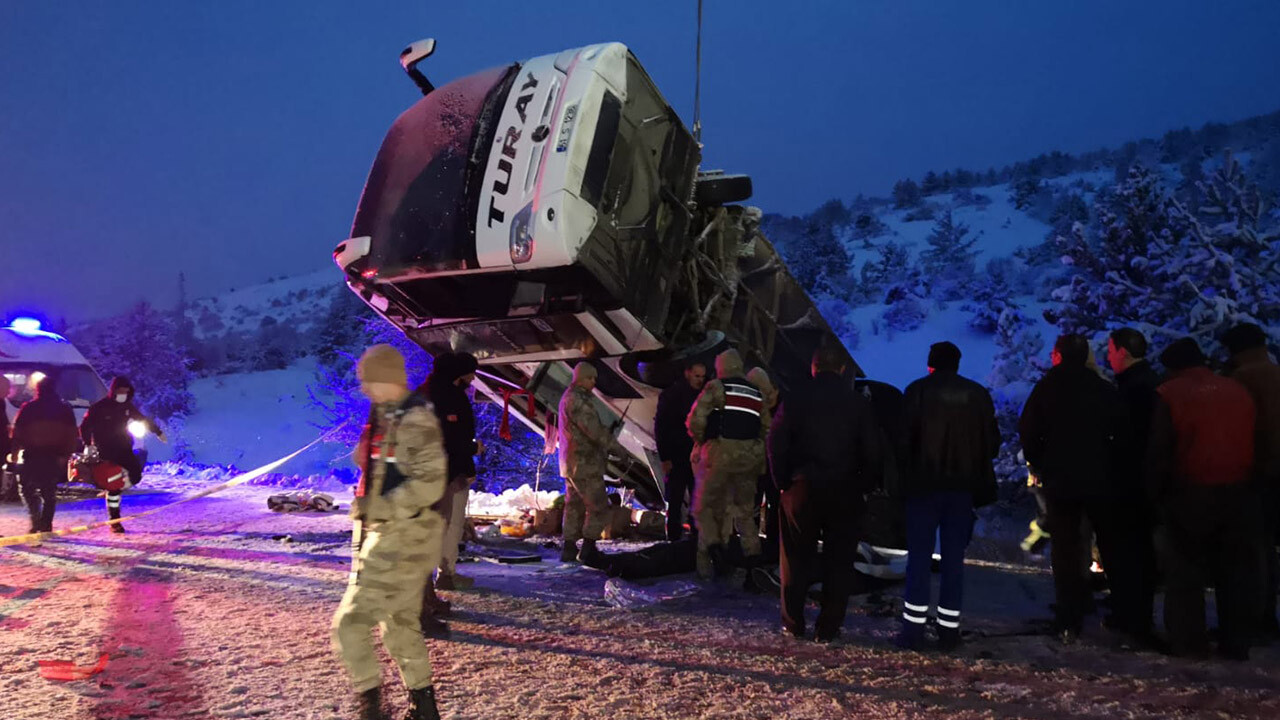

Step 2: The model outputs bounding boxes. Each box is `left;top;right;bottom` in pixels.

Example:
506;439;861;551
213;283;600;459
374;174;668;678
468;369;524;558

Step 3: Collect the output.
3;472;1278;720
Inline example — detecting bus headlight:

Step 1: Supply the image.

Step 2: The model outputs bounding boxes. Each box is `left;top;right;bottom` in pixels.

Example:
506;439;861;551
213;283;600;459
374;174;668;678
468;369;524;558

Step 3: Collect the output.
509;203;534;264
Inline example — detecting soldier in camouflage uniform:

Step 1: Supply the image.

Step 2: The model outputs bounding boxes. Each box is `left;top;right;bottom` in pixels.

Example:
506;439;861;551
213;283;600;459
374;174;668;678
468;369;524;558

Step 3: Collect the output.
558;363;625;564
687;349;770;579
332;345;447;720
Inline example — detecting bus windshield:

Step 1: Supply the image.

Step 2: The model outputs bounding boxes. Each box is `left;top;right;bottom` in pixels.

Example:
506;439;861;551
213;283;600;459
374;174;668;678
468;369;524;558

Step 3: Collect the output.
2;364;108;409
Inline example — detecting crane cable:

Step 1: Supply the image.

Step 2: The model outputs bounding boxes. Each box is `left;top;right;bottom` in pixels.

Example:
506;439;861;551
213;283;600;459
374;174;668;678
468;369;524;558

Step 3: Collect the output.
693;0;704;145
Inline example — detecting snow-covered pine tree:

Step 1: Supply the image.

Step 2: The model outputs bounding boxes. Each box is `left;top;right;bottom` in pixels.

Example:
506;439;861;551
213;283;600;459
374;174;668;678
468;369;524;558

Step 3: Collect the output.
1048;157;1280;354
964;258;1019;334
858;241;911;303
75;301;194;421
892;179;922;209
986;307;1048;481
919;210;979;301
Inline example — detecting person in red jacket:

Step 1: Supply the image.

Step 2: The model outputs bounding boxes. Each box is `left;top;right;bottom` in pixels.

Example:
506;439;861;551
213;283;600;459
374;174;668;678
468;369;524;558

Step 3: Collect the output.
1147;337;1257;660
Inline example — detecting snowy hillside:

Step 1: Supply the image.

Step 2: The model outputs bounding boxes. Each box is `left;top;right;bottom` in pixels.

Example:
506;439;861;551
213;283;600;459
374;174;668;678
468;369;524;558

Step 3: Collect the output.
185;269;341;342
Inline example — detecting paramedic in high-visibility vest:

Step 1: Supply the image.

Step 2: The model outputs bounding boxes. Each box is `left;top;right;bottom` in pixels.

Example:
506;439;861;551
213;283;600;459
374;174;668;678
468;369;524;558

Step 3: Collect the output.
686;349;770;580
79;377;165;534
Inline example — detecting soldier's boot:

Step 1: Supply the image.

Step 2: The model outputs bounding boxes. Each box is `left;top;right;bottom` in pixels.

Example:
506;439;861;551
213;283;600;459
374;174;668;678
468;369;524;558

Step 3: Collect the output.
695;546;714;580
108;504;126;534
578;538;605;566
740;555;766;592
355;686;386;720
404;685;441;720
436;571;474;591
707;544;729;578
560;539;580;563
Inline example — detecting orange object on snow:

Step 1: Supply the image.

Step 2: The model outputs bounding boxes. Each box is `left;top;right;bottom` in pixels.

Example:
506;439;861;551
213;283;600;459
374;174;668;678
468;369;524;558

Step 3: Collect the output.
37;653;109;681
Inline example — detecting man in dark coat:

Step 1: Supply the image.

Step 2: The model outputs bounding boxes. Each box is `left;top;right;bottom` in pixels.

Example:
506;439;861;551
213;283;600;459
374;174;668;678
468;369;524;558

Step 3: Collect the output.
80;376;163;533
895;342;999;651
1148;337;1258;659
12;376;78;534
768;345;879;641
1019;334;1133;643
1105;327;1162;644
1222;323;1280;640
654;360;706;541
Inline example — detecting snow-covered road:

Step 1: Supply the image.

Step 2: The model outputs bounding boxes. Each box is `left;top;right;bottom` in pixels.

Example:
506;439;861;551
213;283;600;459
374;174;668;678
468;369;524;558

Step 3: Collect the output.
2;480;1278;719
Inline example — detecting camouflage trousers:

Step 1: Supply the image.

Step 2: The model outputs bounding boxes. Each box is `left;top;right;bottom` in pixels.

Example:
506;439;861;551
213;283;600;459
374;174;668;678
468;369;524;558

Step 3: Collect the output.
332;511;445;693
563;473;610;544
693;457;763;578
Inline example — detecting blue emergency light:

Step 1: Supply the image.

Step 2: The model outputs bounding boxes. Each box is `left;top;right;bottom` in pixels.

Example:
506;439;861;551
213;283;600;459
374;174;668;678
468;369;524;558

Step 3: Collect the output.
9;317;42;333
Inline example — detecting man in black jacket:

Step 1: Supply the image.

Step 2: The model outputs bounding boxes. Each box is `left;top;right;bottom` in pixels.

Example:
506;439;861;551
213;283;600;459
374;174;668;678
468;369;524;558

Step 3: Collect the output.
654;360;706;541
12;377;78;534
1020;334;1131;643
80;376;163;534
423;352;482;592
896;342;999;651
1105;328;1161;644
769;345;879;641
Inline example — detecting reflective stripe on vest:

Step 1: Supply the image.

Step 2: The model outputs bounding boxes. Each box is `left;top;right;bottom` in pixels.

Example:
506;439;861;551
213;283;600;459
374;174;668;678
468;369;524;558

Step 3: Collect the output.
706;378;764;441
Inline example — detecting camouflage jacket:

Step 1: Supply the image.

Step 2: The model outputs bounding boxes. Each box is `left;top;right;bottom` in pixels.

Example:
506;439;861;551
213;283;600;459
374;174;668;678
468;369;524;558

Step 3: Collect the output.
686;379;770;474
351;396;448;522
558;385;622;479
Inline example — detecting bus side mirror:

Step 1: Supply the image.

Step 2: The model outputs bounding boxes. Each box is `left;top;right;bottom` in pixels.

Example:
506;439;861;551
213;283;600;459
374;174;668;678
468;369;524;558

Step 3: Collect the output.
400;38;437;96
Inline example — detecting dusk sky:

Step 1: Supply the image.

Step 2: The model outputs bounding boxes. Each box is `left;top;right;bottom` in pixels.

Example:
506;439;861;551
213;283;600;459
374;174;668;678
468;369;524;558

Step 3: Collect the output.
2;1;1278;322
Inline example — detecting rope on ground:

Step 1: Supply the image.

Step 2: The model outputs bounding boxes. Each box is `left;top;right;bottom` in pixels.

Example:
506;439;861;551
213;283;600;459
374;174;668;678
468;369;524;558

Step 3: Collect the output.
0;425;347;548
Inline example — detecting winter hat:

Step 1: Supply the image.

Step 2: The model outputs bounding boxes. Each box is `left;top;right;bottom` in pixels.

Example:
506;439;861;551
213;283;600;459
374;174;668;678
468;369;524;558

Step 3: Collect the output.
452;352;479;379
1159;337;1207;372
1221;323;1267;356
572;362;598;386
109;377;134;396
357;344;407;386
927;342;961;373
715;349;745;378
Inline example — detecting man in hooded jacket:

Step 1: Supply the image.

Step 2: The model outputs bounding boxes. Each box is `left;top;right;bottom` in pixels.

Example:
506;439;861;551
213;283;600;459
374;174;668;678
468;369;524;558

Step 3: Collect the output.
423;352;482;591
80;376;164;533
687;349;770;578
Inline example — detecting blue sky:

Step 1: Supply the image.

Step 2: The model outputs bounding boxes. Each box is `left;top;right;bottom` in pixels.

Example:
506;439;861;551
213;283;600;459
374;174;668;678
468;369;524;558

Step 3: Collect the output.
2;0;1278;321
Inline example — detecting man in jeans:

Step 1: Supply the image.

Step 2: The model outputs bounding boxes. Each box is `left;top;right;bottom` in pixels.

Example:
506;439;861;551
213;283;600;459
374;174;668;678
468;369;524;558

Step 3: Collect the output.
896;342;999;650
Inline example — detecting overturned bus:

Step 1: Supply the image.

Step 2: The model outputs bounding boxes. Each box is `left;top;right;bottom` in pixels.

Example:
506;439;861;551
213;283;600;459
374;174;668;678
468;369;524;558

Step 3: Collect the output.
333;41;869;510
